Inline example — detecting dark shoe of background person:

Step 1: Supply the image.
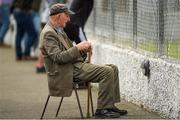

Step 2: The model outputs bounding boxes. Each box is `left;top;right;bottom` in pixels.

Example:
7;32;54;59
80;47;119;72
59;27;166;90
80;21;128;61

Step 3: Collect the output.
94;109;120;119
0;42;3;47
107;107;128;116
22;56;38;61
16;57;22;61
0;41;4;47
36;66;46;73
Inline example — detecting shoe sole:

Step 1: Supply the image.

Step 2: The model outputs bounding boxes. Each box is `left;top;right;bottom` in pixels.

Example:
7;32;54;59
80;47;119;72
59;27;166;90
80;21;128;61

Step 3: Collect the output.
94;114;120;119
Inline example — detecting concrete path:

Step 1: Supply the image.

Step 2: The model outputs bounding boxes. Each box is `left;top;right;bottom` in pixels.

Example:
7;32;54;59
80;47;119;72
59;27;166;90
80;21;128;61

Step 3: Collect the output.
0;47;163;119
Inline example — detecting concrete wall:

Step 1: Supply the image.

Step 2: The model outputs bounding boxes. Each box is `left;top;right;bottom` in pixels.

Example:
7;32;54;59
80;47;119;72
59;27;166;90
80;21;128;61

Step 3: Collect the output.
88;35;180;119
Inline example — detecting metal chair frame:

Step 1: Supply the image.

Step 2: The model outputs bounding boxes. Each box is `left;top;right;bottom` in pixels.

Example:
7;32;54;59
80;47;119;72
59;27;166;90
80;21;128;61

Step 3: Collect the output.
40;82;94;119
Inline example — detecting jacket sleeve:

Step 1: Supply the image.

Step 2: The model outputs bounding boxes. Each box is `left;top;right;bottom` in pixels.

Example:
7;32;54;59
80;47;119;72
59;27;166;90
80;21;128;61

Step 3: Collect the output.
43;32;81;64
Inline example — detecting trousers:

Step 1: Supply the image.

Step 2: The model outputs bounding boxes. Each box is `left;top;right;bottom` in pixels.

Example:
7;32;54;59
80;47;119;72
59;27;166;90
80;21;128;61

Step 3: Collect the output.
73;63;120;109
0;4;10;43
13;10;37;59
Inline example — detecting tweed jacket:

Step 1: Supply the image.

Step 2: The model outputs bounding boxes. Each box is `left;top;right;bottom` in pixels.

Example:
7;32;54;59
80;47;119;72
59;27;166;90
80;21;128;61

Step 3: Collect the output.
39;22;83;97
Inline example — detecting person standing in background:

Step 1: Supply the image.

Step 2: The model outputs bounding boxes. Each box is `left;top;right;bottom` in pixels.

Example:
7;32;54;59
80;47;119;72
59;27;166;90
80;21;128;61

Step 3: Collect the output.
0;0;14;47
64;0;93;44
12;0;38;60
64;0;93;62
22;0;42;58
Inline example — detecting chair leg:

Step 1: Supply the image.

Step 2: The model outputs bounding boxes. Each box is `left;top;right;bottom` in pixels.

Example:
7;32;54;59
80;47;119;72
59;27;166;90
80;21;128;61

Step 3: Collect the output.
86;83;90;118
73;83;84;119
41;95;50;119
89;84;94;116
55;97;64;118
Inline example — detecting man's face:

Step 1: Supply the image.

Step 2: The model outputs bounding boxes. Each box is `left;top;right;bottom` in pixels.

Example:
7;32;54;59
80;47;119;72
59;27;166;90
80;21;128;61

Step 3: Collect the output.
58;13;70;28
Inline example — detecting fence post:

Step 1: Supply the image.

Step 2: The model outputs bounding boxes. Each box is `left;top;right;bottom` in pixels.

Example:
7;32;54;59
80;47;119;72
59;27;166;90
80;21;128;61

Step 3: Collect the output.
93;1;96;37
158;0;166;56
111;0;115;43
133;0;137;48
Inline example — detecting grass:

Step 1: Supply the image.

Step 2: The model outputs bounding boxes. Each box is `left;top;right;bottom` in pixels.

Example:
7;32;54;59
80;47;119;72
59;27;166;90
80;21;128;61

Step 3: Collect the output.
166;42;180;59
138;41;157;53
137;41;180;59
107;38;180;60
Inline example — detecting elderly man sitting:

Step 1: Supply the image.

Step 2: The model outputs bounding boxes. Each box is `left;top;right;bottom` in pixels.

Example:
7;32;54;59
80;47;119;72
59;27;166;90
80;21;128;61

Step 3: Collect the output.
39;3;127;119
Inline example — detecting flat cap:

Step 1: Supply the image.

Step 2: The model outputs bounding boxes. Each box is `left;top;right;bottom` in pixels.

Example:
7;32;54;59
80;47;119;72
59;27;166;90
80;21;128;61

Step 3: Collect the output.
49;3;74;16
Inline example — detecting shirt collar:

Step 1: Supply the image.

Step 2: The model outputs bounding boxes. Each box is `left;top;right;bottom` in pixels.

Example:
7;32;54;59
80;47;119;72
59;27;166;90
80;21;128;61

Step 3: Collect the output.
55;27;64;34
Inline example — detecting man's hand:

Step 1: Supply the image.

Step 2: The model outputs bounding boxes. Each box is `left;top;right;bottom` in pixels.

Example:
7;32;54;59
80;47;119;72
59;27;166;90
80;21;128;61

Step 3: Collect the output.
76;41;92;53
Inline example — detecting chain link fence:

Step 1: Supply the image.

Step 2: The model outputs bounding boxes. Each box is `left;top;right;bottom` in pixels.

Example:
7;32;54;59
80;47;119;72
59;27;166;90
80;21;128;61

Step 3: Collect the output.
85;0;180;61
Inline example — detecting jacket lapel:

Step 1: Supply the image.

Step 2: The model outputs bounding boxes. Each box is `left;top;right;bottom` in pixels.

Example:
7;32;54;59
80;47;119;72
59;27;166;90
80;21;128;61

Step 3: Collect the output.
47;21;70;50
57;33;70;49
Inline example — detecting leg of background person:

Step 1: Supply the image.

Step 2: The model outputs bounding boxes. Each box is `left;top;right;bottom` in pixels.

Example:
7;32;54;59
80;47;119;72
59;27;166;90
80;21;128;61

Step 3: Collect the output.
64;22;81;44
23;12;38;59
23;11;39;57
14;11;25;60
15;28;24;60
78;27;86;41
23;32;37;58
31;11;40;56
0;5;10;45
0;7;2;26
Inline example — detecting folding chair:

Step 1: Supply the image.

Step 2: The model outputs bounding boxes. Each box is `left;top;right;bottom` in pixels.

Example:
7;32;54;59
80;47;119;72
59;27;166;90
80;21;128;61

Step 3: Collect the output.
40;81;94;119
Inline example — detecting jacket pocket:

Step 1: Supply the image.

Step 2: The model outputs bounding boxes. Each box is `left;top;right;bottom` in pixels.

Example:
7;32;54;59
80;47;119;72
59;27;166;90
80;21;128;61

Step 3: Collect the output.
44;58;58;76
47;70;58;76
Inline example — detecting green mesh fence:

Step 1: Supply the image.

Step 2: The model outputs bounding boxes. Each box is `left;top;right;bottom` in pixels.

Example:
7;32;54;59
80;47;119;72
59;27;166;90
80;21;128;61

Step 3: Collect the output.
85;0;180;61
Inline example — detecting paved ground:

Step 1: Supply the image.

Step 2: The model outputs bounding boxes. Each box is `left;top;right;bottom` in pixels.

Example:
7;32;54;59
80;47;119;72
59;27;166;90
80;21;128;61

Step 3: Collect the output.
0;47;163;119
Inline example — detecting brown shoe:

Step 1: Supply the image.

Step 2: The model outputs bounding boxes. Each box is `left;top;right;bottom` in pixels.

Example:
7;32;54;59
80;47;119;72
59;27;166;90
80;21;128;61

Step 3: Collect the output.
0;43;11;48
